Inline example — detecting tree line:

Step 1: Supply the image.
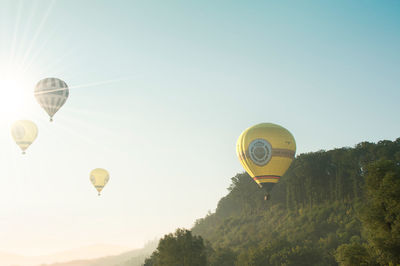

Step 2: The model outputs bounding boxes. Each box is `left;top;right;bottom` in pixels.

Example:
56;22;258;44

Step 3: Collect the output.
142;138;400;265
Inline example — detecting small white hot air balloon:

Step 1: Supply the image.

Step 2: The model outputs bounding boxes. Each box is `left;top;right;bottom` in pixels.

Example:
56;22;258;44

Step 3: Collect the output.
34;77;69;121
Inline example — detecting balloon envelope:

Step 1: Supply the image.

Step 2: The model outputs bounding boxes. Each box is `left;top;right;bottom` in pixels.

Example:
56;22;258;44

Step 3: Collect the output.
236;123;296;191
34;77;69;121
90;168;109;195
11;120;38;154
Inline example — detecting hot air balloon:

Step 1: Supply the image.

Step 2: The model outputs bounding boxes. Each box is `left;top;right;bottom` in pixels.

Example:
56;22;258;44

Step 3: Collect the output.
34;77;69;122
236;123;296;200
90;168;109;196
11;120;38;154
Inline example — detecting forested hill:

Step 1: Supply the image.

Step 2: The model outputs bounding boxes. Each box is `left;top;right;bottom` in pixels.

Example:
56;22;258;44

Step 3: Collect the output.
187;138;400;265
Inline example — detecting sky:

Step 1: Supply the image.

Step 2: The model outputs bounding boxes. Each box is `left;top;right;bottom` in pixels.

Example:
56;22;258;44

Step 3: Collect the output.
0;0;399;256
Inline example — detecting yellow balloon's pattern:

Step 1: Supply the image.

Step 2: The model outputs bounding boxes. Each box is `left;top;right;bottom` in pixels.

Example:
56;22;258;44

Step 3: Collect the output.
11;120;38;154
236;123;296;187
90;168;110;196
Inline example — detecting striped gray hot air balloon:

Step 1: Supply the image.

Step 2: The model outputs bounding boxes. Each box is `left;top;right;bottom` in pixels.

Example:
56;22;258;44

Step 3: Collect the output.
34;77;69;122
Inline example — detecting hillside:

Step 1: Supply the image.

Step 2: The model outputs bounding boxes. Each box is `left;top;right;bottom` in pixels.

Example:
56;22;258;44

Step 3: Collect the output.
186;138;400;265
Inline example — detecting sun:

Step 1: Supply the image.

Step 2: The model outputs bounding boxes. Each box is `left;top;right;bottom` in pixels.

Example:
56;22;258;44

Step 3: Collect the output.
0;66;37;124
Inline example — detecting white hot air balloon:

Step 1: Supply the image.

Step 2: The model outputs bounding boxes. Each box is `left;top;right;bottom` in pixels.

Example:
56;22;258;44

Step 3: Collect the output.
34;77;69;121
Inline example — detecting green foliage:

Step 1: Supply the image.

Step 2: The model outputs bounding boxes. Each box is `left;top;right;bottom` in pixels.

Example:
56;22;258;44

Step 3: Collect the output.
145;138;400;266
143;229;207;266
243;239;323;266
208;247;237;266
360;159;400;265
334;243;373;266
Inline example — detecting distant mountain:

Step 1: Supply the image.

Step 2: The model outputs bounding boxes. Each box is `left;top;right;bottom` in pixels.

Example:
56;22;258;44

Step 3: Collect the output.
38;240;158;266
0;251;27;266
0;244;141;266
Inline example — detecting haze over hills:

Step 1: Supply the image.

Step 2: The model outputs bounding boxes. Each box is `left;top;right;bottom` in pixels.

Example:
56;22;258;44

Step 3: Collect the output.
0;244;137;266
38;241;158;266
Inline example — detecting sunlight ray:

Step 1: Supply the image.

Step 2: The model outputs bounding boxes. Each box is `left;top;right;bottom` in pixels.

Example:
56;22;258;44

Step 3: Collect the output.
20;0;55;69
9;0;23;65
21;26;69;75
15;1;40;69
0;1;9;60
69;77;131;90
32;46;78;77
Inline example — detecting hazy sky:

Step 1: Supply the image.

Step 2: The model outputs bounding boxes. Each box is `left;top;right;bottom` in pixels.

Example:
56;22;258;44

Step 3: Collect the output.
0;0;399;256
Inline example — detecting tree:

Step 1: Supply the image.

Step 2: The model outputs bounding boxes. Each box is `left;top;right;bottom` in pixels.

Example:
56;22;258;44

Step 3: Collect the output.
335;243;372;266
143;229;207;266
361;160;400;265
208;247;237;266
187;139;400;265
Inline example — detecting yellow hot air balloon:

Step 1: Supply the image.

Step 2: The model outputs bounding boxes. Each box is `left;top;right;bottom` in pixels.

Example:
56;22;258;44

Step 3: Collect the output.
236;123;296;200
11;120;38;154
90;168;109;196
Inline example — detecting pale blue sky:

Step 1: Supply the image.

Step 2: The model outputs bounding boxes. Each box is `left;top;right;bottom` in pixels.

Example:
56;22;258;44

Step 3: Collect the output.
0;0;399;256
